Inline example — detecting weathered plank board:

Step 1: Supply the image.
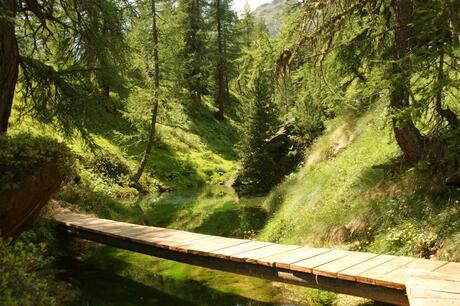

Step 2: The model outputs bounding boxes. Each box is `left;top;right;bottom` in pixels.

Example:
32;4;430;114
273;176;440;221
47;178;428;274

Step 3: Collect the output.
54;212;460;306
406;269;460;306
313;252;379;278
381;259;448;286
270;247;331;269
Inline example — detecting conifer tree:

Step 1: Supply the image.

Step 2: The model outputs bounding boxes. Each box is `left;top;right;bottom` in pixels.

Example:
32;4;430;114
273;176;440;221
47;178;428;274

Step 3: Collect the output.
237;69;280;192
0;0;128;137
132;0;161;184
211;0;237;120
239;1;255;48
179;0;207;106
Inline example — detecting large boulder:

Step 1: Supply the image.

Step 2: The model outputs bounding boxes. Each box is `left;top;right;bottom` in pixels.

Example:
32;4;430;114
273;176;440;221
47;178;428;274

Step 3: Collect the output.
0;134;73;237
0;163;63;237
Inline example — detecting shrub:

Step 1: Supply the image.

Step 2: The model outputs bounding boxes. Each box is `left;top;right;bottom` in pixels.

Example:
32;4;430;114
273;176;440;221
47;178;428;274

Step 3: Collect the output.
0;237;56;306
0;134;74;192
88;152;131;185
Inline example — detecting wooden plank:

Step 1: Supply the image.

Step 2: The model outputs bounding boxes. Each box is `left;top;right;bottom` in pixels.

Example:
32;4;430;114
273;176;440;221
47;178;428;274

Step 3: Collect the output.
435;262;460;276
338;254;397;282
144;231;203;244
121;226;168;238
98;224;146;235
358;256;417;288
228;244;300;264
166;235;218;252
54;212;93;222
243;244;302;266
406;269;460;306
271;247;332;269
187;238;250;255
290;249;352;273
313;252;379;278
130;230;203;249
57;215;113;227
380;259;448;285
83;222;138;233
409;287;460;299
212;241;273;262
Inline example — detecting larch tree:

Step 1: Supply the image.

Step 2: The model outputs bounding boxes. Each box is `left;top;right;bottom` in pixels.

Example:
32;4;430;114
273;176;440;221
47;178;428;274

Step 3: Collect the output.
179;0;207;106
0;0;128;137
132;0;161;184
239;1;255;48
211;0;237;120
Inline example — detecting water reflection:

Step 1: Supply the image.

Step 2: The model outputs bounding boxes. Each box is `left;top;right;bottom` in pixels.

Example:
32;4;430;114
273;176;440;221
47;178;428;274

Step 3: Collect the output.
60;187;330;305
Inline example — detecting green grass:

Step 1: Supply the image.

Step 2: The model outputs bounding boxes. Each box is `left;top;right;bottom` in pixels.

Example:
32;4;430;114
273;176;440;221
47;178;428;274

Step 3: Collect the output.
258;105;460;261
9;96;239;194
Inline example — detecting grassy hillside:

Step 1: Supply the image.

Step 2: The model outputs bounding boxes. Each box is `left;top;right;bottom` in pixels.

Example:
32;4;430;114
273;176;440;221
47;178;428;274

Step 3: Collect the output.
8;97;240;202
259;104;460;261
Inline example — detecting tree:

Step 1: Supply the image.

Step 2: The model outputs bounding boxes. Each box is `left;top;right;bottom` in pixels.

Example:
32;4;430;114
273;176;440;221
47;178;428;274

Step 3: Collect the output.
132;0;161;184
211;0;237;120
179;0;207;106
239;1;255;48
0;0;128;137
283;0;459;164
386;0;424;162
0;0;19;134
236;69;281;192
215;0;226;120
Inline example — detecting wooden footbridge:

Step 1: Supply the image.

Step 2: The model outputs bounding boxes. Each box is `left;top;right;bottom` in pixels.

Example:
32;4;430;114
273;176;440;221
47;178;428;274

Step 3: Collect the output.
55;212;460;306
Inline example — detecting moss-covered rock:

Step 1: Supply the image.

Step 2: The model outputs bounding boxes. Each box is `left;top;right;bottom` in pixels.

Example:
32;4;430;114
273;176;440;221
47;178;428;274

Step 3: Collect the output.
0;134;74;237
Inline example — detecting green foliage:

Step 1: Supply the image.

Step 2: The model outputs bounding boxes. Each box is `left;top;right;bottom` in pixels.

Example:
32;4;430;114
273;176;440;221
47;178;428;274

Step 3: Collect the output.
0;134;74;192
18;57;98;140
178;0;208;104
236;70;282;193
89;151;131;185
0;237;56;306
259;109;460;260
10;0;131;139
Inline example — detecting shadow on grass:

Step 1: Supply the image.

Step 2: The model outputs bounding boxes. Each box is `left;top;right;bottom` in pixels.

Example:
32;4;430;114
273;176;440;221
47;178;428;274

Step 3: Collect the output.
186;101;240;161
195;204;268;238
78;107;207;189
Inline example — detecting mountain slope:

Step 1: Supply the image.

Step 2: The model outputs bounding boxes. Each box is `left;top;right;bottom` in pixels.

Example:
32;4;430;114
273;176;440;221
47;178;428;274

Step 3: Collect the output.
254;0;296;36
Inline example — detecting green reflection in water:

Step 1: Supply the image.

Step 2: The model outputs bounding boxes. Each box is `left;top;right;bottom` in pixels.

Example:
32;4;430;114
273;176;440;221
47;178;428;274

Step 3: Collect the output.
60;186;336;306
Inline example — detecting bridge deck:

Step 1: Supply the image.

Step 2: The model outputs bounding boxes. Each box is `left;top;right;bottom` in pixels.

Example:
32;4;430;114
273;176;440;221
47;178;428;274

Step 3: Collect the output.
55;212;460;306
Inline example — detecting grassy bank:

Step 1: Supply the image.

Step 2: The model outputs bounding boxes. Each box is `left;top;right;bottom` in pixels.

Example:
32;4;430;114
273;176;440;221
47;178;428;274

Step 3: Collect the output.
259;105;460;261
9;97;239;200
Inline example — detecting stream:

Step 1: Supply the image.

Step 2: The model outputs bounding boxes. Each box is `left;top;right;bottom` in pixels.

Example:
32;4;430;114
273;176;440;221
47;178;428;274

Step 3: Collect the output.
58;186;336;306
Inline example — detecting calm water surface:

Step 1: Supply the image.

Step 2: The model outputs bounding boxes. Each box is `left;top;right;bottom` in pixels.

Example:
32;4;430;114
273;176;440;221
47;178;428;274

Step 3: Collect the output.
60;187;334;306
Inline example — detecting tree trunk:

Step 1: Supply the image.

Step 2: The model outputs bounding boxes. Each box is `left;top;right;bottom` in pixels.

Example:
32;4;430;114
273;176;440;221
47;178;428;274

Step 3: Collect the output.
389;0;424;162
215;0;225;121
434;42;459;128
0;0;19;135
132;0;160;184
